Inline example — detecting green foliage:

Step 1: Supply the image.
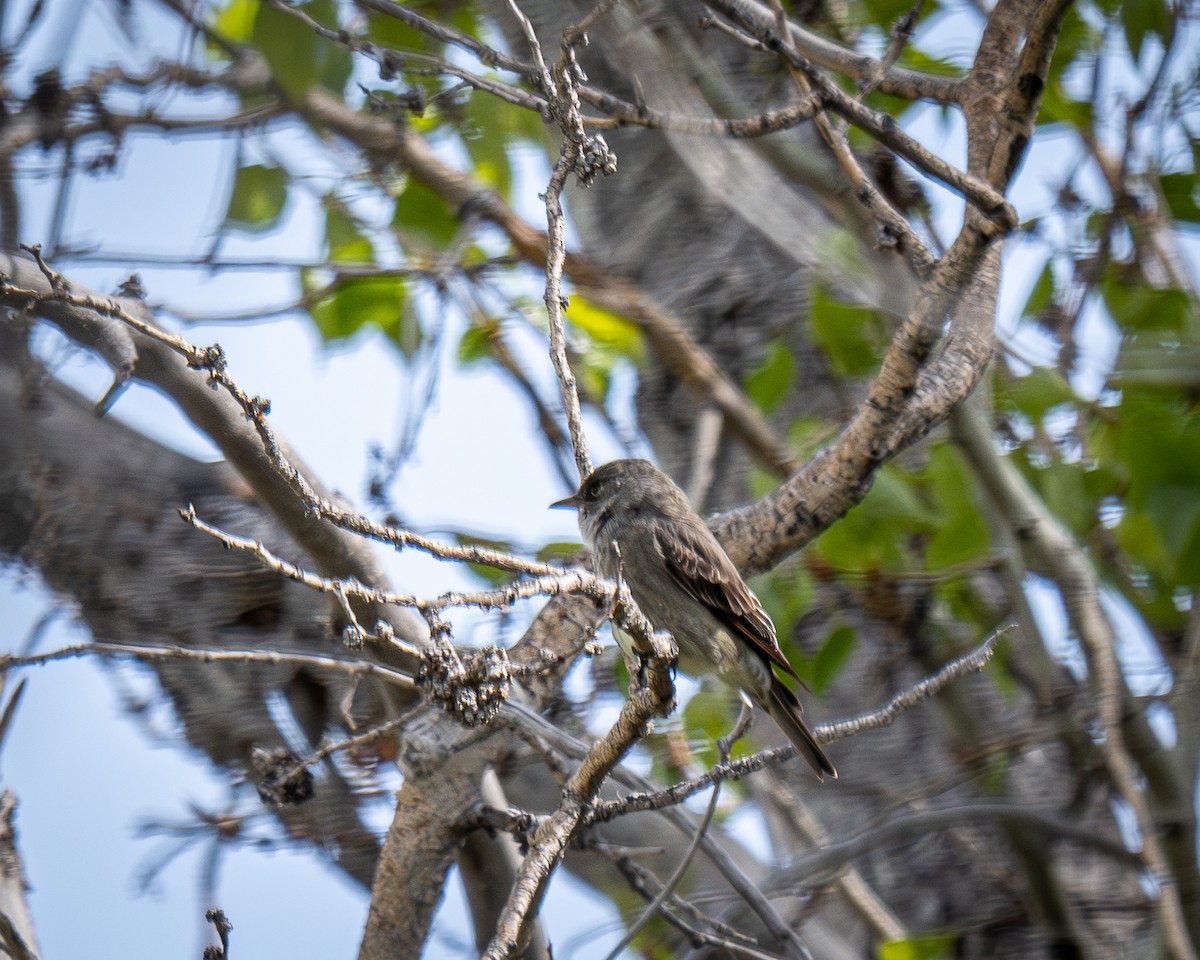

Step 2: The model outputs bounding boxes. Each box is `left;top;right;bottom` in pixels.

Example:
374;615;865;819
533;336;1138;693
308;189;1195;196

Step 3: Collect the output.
1103;273;1191;332
1002;366;1077;423
895;47;964;79
224;163;287;232
1160;165;1200;224
213;0;256;41
211;0;353;107
362;3;543;202
458;320;501;365
364;8;436;51
392;178;461;250
455;534;520;586
365;0;483;53
922;444;990;568
303;200;424;352
877;932;956;960
810;624;856;693
1040;461;1098;538
309;275;410;348
745;339;796;414
535;541;584;562
683;688;741;765
810;287;889;375
457;91;548;196
565;297;645;401
1120;0;1170;63
324;201;375;264
1021;261;1057;322
815;465;934;571
213;0;354;100
853;0;941;33
787;417;840;462
1035;6;1099;128
568;298;644;359
1109;395;1200;588
753;562;815;657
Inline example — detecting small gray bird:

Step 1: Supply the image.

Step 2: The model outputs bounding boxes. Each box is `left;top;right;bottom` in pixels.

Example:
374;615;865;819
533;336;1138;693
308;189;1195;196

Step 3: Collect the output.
552;458;836;780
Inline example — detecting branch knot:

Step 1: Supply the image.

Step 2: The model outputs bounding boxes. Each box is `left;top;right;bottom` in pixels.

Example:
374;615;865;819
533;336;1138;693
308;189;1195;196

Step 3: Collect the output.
419;644;512;727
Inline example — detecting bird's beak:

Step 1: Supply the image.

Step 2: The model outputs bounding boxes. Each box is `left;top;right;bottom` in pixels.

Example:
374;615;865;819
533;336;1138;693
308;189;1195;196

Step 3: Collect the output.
550;493;582;510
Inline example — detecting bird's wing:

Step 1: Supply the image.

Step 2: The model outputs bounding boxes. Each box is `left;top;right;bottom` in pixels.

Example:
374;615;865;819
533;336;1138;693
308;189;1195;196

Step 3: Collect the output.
654;523;801;681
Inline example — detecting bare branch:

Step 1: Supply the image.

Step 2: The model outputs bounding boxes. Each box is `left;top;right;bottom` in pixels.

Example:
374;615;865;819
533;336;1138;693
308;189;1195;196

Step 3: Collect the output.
707;0;1017;230
482;631;677;959
588;627;1005;822
0;642;417;691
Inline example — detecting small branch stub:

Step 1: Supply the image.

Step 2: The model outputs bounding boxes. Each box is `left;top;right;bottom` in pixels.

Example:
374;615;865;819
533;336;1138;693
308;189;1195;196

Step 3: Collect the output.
573;131;616;186
252;747;316;807
203;908;233;960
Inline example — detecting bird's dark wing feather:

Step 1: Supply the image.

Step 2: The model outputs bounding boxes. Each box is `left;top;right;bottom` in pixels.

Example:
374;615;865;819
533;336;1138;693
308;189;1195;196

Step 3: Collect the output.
654;523;801;681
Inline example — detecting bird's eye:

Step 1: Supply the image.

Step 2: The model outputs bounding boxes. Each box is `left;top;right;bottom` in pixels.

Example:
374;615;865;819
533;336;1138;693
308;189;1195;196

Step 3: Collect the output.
583;477;602;500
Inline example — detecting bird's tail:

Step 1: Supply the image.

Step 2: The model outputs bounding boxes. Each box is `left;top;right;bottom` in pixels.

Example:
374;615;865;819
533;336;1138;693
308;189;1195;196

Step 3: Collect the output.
767;677;837;781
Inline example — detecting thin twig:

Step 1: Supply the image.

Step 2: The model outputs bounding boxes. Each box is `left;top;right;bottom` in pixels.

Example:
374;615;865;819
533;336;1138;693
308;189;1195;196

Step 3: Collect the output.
603;704;750;960
505;0;614;479
707;0;1016;231
0;643;417;690
182;505;608;618
587;627;1008;823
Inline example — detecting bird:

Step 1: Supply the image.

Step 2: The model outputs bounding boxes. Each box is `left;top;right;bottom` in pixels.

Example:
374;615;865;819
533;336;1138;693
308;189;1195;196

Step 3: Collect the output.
552;458;836;780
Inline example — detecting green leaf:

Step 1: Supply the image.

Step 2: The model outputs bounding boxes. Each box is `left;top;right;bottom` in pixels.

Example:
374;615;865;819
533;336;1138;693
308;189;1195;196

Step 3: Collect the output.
810;287;888;375
252;0;352;101
457;90;547;195
212;0;257;41
1036;8;1098;129
392;178;460;249
1112;340;1200;390
1110;395;1200;584
310;275;407;343
1102;274;1191;332
366;1;484;53
896;47;963;79
812;625;855;693
324;201;374;264
564;297;645;401
858;0;935;31
877;933;956;960
1115;506;1170;581
224;163;287;232
787;416;838;462
1160;171;1200;224
745;340;795;414
574;348;612;402
816;466;932;571
1021;261;1056;321
1003;367;1076;421
366;9;435;51
1143;485;1200;583
458;321;500;365
567;298;644;361
752;563;814;654
536;541;584;562
454;534;519;587
1037;462;1095;539
683;688;736;765
923;444;991;568
1121;0;1169;62
1036;80;1092;128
